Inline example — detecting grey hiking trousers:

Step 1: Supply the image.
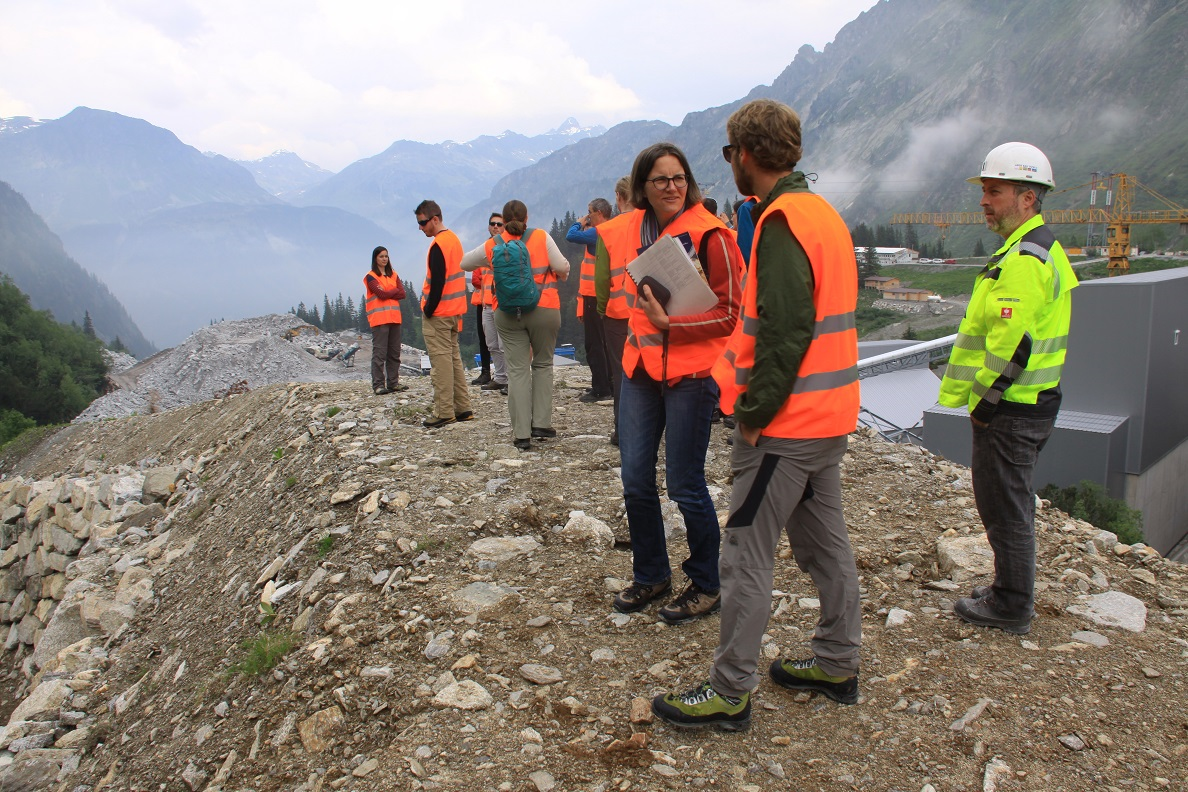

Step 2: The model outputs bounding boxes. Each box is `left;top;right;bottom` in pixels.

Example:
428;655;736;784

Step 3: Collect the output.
711;432;861;697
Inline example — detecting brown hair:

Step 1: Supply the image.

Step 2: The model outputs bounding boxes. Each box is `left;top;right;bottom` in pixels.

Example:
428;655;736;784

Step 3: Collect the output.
371;246;391;276
629;143;702;212
727;99;803;171
414;199;442;219
501;199;528;237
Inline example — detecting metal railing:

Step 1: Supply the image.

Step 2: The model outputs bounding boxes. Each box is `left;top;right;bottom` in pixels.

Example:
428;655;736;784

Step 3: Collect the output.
857;334;956;444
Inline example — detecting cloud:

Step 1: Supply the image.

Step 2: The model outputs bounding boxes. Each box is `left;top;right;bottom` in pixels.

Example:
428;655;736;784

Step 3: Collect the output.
0;0;878;170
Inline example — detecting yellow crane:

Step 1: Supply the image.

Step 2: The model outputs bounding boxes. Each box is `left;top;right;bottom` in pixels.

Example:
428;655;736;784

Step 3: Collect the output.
892;173;1188;274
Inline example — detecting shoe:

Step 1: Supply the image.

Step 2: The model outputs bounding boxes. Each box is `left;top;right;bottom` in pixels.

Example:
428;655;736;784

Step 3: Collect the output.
953;595;1031;635
579;391;611;403
970;585;991;600
471;371;491;386
769;657;859;704
373;386;390;395
481;380;507;391
612;578;671;613
722;414;736;429
658;581;721;625
499;386;508;396
710;406;722;424
609;430;619;447
423;416;456;429
513;438;532;451
455;411;474;422
389;384;409;393
652;682;751;732
531;426;556;439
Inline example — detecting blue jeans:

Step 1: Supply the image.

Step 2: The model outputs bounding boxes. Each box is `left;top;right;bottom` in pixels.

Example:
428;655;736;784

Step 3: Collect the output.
971;413;1055;618
619;371;720;591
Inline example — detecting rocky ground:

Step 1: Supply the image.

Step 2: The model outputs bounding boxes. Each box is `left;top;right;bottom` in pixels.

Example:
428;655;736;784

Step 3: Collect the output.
0;352;1185;791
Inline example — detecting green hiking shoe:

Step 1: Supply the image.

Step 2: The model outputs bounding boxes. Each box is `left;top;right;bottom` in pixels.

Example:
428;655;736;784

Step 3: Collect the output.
769;657;859;704
652;681;751;731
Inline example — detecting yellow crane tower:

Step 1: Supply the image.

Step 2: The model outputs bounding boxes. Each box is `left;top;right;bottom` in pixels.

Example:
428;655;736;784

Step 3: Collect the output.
892;173;1188;274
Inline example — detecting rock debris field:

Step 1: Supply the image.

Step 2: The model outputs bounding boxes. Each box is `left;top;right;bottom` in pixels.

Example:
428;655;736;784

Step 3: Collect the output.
0;315;1185;792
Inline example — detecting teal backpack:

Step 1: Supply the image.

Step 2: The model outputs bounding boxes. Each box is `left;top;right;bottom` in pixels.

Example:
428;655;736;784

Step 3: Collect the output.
492;229;541;316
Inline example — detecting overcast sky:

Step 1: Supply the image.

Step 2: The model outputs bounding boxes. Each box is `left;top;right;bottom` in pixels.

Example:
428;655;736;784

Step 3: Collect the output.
1;0;878;172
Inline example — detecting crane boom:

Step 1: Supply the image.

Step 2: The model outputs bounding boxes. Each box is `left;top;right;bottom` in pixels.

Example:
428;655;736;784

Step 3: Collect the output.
892;173;1188;273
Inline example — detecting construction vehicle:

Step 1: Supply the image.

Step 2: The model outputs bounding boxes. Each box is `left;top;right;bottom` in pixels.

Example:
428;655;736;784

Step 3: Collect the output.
893;173;1188;274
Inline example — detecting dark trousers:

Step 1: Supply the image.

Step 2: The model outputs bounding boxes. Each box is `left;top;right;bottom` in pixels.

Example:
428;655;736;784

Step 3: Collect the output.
619;371;721;591
475;304;490;370
971;414;1056;618
581;296;612;396
602;316;629;434
370;322;402;390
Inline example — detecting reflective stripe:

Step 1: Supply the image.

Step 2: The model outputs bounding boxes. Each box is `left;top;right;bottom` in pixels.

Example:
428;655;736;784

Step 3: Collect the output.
983;350;1023;379
1031;335;1067;354
943;364;980;382
790;365;858;394
812;311;855;339
1018;241;1051;263
1014;364;1063;385
953;333;986;351
742;313;760;335
628;330;665;349
971;380;1002;405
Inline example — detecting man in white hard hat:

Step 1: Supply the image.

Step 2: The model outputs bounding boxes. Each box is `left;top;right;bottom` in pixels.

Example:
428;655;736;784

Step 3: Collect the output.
937;142;1078;634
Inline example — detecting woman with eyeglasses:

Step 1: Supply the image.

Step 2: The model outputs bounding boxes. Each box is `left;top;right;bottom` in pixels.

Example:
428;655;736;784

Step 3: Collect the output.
602;142;744;625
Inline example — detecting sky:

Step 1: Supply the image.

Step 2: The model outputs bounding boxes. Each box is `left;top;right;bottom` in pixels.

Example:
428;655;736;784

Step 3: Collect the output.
0;0;879;172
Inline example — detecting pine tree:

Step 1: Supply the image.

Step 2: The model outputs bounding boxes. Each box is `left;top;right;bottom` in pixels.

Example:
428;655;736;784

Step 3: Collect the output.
82;311;96;339
904;223;919;253
973;238;986;257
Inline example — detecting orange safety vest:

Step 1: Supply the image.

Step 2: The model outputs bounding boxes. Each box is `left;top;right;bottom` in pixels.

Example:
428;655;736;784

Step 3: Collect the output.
578;247;597;298
478;264;495;307
483;228;560;310
597;213;635;319
620;205;737;381
713;192;859;438
363;271;402;327
421;229;468;317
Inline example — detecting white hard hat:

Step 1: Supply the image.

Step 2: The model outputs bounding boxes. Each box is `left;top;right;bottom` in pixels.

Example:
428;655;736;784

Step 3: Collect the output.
967;142;1055;189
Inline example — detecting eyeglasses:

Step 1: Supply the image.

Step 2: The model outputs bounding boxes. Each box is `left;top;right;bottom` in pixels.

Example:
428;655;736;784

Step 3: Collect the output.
646;174;687;191
721;144;737;163
489;221;504;227
416;217;432;226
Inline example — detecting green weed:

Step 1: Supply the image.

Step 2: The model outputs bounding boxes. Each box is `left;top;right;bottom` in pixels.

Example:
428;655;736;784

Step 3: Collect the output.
227;631;295;676
326;406;342;418
316;534;335;558
284;476;297;489
272;448;285;460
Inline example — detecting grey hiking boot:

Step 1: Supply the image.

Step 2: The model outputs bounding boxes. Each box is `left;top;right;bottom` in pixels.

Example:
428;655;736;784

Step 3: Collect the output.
612;578;671;613
658;581;721;625
954;595;1031;635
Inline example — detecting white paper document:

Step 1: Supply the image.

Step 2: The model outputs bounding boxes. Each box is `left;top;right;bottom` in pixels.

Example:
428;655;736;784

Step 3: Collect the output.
625;234;719;316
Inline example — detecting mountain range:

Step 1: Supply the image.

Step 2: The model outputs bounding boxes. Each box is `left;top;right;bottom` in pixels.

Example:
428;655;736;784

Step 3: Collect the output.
1;0;1184;349
0;181;154;356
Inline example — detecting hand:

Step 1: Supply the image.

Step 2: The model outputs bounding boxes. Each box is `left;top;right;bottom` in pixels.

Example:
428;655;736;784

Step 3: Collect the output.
739;423;761;447
971;416;988;428
580;215;590;229
639;285;670;329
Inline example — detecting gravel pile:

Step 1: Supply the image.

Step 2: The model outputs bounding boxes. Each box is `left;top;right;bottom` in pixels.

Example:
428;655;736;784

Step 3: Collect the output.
77;314;374;422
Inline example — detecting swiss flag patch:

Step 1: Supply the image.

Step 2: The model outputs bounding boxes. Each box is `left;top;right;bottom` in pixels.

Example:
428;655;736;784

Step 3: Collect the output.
1000;307;1013;319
